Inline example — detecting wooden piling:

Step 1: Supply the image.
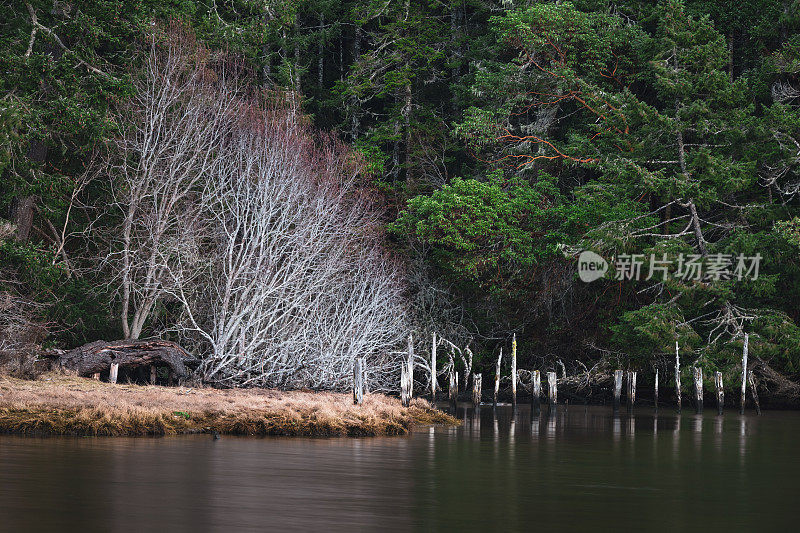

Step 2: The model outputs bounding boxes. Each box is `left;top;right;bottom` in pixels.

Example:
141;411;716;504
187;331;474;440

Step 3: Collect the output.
401;364;410;407
715;371;723;415
547;371;557;406
511;334;517;408
531;370;541;416
109;363;119;384
430;332;437;400
403;334;414;407
675;341;682;412
748;370;761;415
627;371;637;411
353;357;364;405
740;333;749;415
613;370;623;412
472;373;482;408
493;347;502;406
693;367;703;414
654;368;659;410
448;369;458;409
149;365;156;385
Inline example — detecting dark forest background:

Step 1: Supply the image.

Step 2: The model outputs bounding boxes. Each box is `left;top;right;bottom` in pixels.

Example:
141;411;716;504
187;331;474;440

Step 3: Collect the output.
3;0;800;399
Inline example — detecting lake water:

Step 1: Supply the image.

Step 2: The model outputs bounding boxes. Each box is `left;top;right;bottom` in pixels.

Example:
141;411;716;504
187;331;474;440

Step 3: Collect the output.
1;404;797;532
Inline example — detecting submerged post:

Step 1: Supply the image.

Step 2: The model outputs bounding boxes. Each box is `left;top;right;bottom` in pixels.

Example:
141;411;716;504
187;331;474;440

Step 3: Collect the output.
675;341;682;412
654;368;659;410
109;363;119;384
472;373;482;408
547;371;557;407
449;369;458;409
693;367;703;414
531;370;541;416
627;371;637;411
741;333;749;414
511;334;518;409
715;371;724;415
430;332;437;400
613;370;623;412
748;370;761;415
353;357;364;405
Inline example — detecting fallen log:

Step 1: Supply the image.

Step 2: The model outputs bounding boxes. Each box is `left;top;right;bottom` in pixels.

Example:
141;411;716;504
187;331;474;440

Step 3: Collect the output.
56;339;198;381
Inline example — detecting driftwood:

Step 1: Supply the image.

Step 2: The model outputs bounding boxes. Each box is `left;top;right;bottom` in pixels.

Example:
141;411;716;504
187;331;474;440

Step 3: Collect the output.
57;339;198;379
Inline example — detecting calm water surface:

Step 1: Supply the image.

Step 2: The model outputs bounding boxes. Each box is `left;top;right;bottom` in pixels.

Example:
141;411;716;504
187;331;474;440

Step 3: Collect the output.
1;404;798;532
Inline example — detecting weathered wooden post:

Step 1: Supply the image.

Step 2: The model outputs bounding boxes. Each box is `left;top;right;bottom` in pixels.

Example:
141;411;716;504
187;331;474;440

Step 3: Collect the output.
401;366;409;407
547;371;557;407
693;367;703;414
654;368;659;410
613;370;623;412
493;347;502;407
472;373;482;408
714;371;723;415
748;370;761;415
109;363;119;384
149;365;157;385
353;357;364;405
404;334;414;407
531;370;541;416
740;333;749;415
430;332;437;400
627;371;637;411
675;341;682;412
448;369;458;409
511;334;518;409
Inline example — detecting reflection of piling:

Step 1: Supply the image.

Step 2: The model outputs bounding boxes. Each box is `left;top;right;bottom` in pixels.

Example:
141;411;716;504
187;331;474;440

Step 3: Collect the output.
693;367;703;414
472;373;482;408
748;370;761;415
353;357;364;405
547;371;558;407
741;333;749;414
715;371;724;415
531;370;541;417
493;348;502;407
613;370;623;412
675;341;682;412
627;371;637;412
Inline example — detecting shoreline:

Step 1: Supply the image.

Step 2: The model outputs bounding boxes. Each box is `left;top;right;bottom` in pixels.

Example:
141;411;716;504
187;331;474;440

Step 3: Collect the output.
0;374;457;437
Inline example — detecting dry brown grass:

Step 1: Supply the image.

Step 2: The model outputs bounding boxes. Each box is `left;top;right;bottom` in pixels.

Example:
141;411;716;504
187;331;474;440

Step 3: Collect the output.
0;373;457;437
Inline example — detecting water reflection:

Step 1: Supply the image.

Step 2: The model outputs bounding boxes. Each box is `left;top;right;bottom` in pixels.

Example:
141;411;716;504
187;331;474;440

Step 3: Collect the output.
0;405;796;532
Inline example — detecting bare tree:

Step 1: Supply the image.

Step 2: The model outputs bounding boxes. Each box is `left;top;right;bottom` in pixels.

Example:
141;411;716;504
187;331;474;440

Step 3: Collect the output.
173;98;408;389
103;26;407;389
106;27;239;340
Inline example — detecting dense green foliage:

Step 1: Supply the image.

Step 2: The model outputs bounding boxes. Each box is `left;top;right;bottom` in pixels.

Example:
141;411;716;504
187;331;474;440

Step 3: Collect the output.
2;0;800;396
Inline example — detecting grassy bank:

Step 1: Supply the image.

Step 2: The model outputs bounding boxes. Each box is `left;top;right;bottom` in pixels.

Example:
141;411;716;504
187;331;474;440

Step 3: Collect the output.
0;374;457;437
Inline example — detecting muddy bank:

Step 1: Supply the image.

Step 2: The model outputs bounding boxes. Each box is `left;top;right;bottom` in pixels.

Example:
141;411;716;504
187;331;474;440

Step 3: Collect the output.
0;374;457;437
